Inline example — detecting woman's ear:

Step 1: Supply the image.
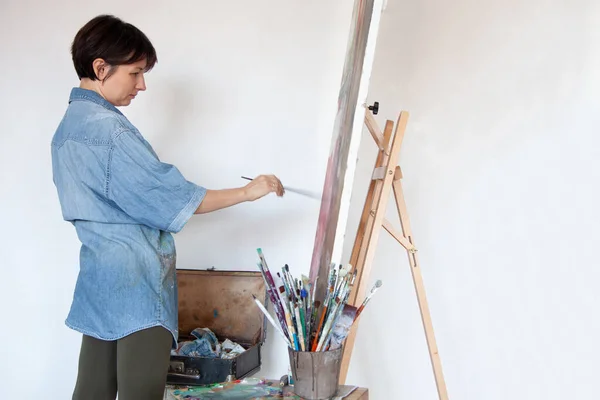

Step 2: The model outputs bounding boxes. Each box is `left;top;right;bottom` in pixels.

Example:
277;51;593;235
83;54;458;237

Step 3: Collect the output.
92;58;109;81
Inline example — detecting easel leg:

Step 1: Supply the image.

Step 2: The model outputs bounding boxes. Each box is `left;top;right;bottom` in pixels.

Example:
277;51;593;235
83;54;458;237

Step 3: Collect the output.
393;178;449;400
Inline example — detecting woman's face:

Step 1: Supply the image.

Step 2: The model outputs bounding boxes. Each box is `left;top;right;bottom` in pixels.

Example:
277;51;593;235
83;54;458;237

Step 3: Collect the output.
94;58;147;107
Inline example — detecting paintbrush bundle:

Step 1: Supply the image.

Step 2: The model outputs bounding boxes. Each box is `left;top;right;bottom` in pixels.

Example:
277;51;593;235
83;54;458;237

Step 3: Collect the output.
252;248;382;352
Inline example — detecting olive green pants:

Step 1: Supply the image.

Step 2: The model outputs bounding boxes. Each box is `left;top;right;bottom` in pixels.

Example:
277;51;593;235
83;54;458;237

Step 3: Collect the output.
72;326;172;400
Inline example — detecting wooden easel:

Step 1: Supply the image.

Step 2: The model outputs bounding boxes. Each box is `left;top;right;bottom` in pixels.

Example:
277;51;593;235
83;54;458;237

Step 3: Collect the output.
339;107;449;400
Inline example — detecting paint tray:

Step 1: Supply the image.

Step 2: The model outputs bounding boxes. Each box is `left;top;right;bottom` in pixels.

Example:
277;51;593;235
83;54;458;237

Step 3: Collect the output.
166;269;268;386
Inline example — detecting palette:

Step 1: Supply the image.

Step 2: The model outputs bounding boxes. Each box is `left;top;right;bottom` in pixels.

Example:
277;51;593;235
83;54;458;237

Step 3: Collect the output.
166;378;302;399
165;379;358;400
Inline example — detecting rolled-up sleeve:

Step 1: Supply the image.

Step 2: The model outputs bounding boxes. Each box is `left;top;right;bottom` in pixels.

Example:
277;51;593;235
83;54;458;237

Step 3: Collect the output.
107;129;206;233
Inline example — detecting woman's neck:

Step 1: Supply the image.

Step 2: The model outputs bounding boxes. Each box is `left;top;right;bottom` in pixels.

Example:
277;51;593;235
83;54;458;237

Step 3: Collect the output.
79;79;103;98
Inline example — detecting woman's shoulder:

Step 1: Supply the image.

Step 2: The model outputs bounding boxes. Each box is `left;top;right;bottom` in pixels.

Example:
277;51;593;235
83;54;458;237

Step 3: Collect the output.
61;101;136;144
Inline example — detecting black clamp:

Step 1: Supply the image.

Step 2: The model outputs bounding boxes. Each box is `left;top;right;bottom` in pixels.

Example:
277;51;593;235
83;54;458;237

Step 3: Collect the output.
368;101;379;115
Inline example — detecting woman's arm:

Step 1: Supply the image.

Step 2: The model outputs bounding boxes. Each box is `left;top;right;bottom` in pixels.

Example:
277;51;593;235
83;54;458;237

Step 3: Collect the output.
194;174;284;214
194;187;248;214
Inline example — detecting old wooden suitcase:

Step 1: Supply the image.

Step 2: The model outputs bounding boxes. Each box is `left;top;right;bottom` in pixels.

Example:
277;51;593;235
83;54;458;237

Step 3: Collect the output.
166;269;268;386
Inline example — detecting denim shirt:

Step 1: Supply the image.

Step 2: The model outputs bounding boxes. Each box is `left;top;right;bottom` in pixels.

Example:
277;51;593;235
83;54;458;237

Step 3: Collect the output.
51;88;206;347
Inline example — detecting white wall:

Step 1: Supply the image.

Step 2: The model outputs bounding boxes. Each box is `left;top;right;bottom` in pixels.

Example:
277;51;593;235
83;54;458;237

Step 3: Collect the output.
0;1;358;398
342;0;600;399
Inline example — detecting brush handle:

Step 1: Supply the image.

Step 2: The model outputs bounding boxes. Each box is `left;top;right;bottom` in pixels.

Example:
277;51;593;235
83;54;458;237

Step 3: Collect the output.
256;250;289;338
360;291;375;307
257;264;289;342
280;273;292;299
282;267;296;302
311;276;319;303
308;303;320;345
265;270;287;317
316;301;341;351
253;297;292;348
354;288;380;320
294;305;306;351
311;304;328;351
298;304;307;349
278;287;299;351
353;299;370;321
357;285;381;311
311;288;333;351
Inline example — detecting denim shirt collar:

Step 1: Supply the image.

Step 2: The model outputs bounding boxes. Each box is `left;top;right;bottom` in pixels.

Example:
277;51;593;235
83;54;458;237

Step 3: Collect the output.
69;87;124;116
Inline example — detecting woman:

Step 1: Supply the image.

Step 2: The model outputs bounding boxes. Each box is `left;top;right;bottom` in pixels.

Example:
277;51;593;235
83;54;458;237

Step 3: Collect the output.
51;14;284;400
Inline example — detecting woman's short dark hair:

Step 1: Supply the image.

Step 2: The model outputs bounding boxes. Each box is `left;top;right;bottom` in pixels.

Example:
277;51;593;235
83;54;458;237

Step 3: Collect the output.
71;15;157;81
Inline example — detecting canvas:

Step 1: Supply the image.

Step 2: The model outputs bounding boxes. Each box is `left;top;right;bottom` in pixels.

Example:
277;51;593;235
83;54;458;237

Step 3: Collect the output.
309;0;376;302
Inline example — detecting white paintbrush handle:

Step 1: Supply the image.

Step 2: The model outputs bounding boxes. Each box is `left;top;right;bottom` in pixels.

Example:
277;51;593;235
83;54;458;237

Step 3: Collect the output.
253;297;292;348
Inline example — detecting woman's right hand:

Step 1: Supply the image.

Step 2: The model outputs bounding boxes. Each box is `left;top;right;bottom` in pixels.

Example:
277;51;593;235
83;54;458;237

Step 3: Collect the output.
243;174;285;201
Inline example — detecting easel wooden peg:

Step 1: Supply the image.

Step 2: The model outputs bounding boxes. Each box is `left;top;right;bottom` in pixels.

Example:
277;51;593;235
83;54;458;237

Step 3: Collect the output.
339;107;449;400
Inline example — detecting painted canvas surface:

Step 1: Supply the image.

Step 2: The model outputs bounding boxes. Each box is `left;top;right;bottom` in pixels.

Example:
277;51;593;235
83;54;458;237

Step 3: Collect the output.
309;0;375;302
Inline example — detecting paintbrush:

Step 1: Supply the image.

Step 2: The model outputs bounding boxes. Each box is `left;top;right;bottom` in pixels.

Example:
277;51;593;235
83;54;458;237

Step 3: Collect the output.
256;262;290;343
323;271;357;350
293;303;306;351
283;265;297;303
256;253;289;338
311;284;334;351
252;294;293;348
301;288;312;349
301;275;310;309
305;280;312;316
354;280;383;320
241;176;321;199
333;267;349;300
323;265;339;323
277;283;299;351
256;250;279;307
300;288;308;318
277;272;289;297
317;266;356;350
316;298;343;351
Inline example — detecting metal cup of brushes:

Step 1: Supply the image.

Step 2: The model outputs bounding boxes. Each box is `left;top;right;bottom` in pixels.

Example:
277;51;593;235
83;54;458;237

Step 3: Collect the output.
287;346;343;399
252;248;382;399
